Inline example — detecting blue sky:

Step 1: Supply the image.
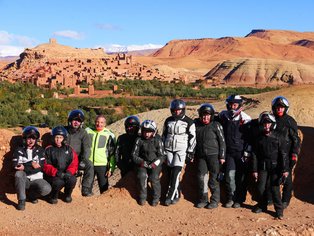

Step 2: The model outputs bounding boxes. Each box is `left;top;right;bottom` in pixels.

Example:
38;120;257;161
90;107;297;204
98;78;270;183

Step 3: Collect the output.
0;0;313;56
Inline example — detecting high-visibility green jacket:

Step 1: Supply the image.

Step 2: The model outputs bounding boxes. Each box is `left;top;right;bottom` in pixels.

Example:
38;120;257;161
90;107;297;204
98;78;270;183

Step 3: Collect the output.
86;127;116;172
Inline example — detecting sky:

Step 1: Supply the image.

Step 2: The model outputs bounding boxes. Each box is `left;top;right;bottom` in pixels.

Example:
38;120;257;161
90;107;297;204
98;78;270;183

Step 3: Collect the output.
0;0;313;56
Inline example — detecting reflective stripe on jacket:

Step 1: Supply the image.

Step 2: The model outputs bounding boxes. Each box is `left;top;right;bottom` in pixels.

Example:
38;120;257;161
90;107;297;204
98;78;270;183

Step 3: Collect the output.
86;127;116;172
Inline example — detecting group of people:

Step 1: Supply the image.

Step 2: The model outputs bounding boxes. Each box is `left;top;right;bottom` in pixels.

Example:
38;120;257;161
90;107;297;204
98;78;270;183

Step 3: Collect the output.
12;95;300;220
13;110;114;210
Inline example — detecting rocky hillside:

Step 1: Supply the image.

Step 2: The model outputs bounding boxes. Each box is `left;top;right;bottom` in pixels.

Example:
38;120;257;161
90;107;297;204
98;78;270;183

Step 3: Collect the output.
151;30;314;85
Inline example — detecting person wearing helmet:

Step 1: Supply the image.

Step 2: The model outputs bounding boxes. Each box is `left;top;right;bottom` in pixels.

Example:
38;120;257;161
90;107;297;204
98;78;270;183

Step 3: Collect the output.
162;99;196;206
218;95;251;208
85;115;116;194
43;126;78;204
132;120;165;206
194;104;226;209
271;96;300;209
65;109;93;197
12;126;51;210
251;111;289;220
115;116;140;177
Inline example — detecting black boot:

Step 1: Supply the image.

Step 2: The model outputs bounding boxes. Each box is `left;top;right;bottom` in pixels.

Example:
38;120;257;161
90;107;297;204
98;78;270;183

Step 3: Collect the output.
64;188;74;203
82;187;93;197
196;194;208;208
17;200;26;211
49;190;59;204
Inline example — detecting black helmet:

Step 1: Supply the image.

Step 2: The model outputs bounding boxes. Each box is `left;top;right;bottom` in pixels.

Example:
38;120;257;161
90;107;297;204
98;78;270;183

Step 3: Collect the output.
198;103;215;120
68;109;85;123
141;120;157;133
51;126;68;139
226;95;243;111
124;116;140;134
271;96;289;116
22;126;40;140
258;111;277;132
170;99;186;119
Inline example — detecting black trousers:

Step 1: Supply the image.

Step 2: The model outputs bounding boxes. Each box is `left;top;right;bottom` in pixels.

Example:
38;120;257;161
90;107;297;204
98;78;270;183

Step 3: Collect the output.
93;166;109;193
47;176;77;199
197;155;220;204
282;168;293;204
81;159;94;190
225;151;249;203
256;169;284;216
166;166;182;201
136;165;162;201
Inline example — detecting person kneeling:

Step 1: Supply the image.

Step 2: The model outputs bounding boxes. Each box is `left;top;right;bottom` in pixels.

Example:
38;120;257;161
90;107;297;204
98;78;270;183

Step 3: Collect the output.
13;126;52;210
44;126;78;204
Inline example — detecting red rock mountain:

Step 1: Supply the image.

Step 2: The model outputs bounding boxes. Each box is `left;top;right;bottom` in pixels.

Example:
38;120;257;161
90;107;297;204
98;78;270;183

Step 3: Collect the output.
151;29;314;85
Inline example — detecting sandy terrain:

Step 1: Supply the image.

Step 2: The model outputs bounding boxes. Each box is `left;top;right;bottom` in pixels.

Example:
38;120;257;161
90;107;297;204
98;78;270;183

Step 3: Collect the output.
0;85;314;235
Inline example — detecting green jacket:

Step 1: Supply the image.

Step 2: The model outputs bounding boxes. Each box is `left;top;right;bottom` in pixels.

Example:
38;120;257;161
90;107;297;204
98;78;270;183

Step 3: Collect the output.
86;127;116;172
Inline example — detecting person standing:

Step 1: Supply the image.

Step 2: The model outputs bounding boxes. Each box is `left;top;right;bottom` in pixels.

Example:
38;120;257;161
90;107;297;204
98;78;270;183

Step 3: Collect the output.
65;109;93;197
86;115;116;194
132;120;165;206
194;104;226;209
116;116;140;177
162;99;196;206
13;126;51;210
44;126;78;204
218;95;251;208
252;112;289;219
271;96;301;209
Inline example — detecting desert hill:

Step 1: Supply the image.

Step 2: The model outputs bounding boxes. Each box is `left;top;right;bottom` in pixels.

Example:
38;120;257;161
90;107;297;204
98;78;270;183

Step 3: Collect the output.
0;85;313;235
246;29;314;45
144;29;314;85
204;58;314;85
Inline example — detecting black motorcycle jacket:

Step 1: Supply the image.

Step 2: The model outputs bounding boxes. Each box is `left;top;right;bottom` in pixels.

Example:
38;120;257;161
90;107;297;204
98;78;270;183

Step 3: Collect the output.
194;119;226;159
252;130;289;173
132;134;165;165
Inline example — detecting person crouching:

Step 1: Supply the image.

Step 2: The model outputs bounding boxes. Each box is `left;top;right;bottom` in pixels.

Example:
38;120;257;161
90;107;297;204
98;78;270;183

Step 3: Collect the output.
44;126;78;204
132;120;165;206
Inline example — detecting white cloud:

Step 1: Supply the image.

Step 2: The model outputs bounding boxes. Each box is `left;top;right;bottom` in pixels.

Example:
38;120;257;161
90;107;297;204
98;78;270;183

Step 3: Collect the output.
0;31;37;57
0;45;25;57
97;43;163;53
53;30;84;40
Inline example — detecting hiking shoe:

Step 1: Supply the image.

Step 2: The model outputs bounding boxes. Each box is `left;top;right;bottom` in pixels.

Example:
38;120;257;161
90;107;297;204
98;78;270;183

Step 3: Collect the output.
276;214;284;220
64;196;72;203
151;199;159;207
49;198;58;204
196;201;208;208
82;190;93;197
282;202;289;209
232;202;241;208
138;199;146;206
205;202;218;209
164;198;172;206
171;198;180;205
17;200;26;211
224;200;234;208
252;206;265;213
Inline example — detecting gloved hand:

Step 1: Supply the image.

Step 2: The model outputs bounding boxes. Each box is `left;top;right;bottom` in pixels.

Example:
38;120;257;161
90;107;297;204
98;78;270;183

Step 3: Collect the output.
252;172;258;182
149;159;161;169
56;171;65;179
79;161;86;170
290;154;298;169
141;161;149;168
185;152;194;164
63;172;72;180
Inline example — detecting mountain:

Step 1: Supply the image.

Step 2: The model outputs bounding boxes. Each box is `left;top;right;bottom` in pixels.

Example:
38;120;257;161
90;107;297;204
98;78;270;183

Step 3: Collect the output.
150;29;314;85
